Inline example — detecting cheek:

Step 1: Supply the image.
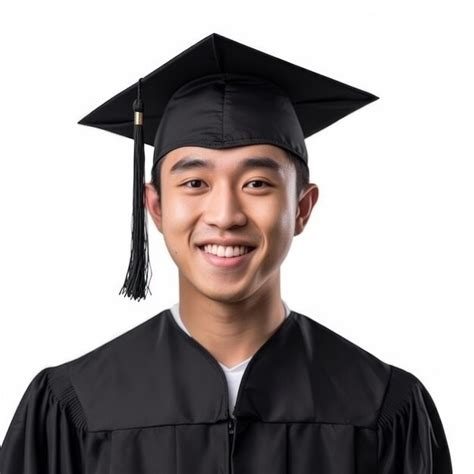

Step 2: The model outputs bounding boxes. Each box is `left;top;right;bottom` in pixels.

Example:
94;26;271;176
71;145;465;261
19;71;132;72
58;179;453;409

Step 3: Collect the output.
253;198;295;248
162;198;197;233
160;198;199;258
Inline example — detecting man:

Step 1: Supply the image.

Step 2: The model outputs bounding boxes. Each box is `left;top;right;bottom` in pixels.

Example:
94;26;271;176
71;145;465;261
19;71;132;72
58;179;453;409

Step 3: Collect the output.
0;33;452;473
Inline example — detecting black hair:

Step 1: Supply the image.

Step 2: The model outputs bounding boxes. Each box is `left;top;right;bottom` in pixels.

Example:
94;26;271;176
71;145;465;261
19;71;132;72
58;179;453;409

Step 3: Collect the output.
150;149;309;201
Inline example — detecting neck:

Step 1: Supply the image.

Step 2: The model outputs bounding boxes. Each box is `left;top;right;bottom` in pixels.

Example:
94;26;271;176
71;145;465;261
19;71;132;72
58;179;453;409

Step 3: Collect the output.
177;272;286;368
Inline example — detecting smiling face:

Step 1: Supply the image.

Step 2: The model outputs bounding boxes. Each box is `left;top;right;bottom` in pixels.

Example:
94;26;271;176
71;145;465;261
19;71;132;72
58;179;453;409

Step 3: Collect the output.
144;144;318;304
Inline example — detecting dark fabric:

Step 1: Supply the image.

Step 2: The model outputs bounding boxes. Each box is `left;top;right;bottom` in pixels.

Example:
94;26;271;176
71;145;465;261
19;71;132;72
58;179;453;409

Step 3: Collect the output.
0;309;452;473
77;32;378;169
151;72;309;167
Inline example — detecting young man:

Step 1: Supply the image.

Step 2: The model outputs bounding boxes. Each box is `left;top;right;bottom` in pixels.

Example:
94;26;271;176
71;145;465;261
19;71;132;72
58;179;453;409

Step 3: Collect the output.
0;33;452;473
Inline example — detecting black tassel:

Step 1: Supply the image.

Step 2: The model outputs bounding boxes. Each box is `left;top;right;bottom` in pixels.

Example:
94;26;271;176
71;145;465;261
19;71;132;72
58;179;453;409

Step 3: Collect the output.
119;78;152;301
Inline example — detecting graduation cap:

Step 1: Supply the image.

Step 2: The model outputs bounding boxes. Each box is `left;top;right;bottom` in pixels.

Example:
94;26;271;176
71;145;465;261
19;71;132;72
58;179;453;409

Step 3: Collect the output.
78;32;379;302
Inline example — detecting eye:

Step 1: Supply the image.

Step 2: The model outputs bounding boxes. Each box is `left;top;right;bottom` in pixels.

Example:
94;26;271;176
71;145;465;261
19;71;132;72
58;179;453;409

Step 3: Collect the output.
246;180;271;189
181;179;271;189
182;179;205;188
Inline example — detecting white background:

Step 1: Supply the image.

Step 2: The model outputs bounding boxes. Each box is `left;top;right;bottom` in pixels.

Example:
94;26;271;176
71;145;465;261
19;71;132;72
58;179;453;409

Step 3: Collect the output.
0;0;472;469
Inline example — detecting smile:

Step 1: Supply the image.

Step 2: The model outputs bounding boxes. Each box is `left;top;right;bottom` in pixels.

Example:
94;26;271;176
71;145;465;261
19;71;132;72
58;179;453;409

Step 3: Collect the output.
197;245;257;268
200;244;254;257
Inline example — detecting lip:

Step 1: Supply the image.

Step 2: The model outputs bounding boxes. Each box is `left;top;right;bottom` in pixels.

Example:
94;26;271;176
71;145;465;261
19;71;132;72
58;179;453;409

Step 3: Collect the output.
196;241;256;248
197;245;256;269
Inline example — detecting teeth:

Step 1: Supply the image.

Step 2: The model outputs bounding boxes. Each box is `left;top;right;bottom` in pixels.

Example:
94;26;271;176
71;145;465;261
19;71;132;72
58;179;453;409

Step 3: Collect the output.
202;244;252;257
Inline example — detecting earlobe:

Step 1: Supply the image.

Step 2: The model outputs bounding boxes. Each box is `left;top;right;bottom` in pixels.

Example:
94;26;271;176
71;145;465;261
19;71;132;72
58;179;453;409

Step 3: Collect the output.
144;182;163;233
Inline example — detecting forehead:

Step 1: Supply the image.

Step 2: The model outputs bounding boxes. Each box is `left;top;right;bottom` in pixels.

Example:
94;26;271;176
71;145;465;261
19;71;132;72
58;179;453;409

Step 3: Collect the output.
161;144;292;174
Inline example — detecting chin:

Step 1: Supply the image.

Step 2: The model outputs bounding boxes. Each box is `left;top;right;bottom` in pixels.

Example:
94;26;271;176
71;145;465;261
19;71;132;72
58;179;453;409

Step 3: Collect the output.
194;281;255;303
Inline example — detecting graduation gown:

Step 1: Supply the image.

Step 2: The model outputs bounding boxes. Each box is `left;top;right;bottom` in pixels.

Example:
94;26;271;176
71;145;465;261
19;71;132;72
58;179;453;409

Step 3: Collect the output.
0;309;452;473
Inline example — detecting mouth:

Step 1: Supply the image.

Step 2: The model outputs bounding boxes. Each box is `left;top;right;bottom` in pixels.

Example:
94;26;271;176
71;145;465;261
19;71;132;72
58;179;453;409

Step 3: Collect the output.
196;244;257;268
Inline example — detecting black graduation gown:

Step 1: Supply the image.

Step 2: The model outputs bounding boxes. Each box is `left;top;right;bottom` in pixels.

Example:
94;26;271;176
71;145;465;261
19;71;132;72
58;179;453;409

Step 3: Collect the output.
0;309;452;473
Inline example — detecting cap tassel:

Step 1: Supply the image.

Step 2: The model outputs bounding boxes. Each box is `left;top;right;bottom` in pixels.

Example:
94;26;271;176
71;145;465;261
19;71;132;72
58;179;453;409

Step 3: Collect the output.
119;78;152;301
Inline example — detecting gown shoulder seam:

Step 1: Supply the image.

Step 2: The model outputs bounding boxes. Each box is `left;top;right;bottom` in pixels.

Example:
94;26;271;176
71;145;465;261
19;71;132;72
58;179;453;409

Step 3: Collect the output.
45;365;89;432
375;364;419;430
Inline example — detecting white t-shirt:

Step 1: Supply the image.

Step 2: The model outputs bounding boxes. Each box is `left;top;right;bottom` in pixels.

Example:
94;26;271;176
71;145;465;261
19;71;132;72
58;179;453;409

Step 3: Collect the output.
168;300;291;417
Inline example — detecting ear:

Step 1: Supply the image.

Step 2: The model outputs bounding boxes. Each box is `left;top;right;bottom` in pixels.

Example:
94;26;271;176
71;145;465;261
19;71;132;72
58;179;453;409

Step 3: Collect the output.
294;183;319;236
145;182;163;234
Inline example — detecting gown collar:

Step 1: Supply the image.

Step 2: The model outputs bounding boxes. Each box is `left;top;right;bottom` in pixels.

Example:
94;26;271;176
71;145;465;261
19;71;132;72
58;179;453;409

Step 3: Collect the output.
70;308;389;431
165;307;298;420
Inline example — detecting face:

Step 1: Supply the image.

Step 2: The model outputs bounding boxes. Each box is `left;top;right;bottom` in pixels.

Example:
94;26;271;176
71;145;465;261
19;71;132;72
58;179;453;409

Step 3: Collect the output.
145;144;318;304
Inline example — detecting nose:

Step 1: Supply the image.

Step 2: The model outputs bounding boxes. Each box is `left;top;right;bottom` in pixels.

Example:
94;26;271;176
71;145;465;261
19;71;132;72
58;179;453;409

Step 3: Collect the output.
202;183;247;229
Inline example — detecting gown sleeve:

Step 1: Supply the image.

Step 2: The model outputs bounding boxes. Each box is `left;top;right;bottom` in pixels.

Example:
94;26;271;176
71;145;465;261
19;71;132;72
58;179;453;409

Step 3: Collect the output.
376;365;453;474
0;366;86;474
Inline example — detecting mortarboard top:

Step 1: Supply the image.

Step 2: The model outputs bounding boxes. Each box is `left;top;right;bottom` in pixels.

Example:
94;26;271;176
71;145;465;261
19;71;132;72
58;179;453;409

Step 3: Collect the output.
77;32;379;302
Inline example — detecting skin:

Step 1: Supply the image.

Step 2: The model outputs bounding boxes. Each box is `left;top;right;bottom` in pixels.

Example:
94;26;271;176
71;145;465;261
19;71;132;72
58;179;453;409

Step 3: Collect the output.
144;144;318;368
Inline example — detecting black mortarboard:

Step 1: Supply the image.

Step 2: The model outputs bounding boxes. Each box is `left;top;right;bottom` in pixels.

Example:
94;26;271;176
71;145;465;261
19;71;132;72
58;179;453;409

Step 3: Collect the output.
78;32;379;302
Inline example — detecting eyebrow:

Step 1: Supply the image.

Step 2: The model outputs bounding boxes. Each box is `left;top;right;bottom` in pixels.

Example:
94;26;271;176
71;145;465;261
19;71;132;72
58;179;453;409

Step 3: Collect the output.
169;156;283;174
